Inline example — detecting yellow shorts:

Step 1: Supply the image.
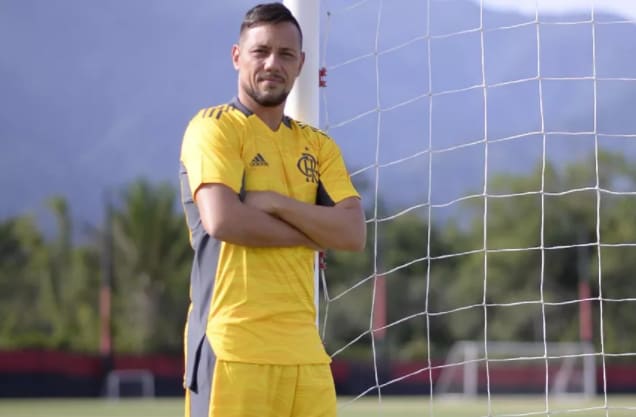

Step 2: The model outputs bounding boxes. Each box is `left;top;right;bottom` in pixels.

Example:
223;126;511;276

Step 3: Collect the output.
185;359;337;417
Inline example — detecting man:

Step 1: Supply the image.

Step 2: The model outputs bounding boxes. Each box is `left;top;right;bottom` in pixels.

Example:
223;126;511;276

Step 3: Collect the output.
179;3;366;417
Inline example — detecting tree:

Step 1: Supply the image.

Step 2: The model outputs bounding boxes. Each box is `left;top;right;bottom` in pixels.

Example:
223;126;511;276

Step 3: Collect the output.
108;179;191;353
321;210;460;361
442;150;636;353
0;214;45;348
322;149;636;363
0;198;99;351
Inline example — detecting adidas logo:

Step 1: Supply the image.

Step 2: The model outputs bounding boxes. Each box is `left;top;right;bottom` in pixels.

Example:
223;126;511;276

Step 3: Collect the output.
249;153;269;167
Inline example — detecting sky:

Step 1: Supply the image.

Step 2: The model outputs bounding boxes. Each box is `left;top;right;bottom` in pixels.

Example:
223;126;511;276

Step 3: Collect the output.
1;0;636;234
480;0;636;20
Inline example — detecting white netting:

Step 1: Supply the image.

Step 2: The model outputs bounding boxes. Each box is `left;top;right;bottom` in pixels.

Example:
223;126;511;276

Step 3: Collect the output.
319;0;636;414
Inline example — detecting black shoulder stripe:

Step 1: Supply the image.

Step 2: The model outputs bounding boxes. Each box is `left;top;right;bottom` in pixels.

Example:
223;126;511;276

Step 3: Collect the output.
200;105;225;119
199;103;242;121
295;120;330;139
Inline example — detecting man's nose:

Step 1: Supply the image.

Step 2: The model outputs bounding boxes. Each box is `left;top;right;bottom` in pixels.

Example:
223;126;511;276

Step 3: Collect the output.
263;53;281;70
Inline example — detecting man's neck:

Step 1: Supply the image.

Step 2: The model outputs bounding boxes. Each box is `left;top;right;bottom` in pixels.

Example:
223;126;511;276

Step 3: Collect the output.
238;92;285;131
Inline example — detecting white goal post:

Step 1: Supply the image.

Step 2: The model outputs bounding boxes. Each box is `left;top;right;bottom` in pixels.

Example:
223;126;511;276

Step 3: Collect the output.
283;0;322;326
105;369;155;399
435;341;596;397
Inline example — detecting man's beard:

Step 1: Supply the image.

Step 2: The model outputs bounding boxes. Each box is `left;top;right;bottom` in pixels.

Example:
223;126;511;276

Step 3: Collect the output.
244;83;289;107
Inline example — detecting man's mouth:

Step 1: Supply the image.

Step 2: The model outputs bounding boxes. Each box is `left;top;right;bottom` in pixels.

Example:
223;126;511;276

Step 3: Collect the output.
259;74;284;84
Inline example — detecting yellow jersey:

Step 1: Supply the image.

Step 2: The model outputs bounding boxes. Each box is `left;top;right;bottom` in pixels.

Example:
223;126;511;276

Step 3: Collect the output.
179;98;359;389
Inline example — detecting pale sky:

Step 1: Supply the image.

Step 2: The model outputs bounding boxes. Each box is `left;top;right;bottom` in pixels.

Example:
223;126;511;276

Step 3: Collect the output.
480;0;636;20
2;0;636;225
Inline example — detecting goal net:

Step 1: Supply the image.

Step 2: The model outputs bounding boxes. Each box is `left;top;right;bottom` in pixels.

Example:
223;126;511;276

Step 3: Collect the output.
316;0;636;414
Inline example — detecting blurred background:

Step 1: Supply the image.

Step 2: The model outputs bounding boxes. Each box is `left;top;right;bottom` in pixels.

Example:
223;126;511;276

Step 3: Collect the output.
1;0;636;406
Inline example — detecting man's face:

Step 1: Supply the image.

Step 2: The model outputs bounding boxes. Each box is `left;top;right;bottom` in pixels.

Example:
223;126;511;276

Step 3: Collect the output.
232;22;304;108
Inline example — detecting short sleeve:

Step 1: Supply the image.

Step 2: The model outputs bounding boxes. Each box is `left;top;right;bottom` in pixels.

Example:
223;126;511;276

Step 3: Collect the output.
317;134;360;206
180;109;244;199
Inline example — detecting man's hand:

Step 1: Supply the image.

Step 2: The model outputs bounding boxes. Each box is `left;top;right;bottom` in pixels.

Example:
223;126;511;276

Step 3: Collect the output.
244;190;285;215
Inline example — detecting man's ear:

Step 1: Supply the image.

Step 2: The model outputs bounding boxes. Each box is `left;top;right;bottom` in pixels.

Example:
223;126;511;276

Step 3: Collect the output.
231;44;240;70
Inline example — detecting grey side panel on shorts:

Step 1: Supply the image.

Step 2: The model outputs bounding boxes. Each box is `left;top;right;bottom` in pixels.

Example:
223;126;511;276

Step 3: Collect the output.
188;337;216;417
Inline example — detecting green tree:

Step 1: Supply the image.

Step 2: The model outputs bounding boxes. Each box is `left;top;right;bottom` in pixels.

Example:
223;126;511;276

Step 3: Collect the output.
39;198;100;350
0;214;46;347
443;150;636;353
321;211;460;361
321;150;636;363
0;198;99;351
109;179;191;353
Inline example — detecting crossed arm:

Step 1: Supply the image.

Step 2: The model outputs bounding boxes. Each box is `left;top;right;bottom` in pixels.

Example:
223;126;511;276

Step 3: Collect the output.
195;184;366;252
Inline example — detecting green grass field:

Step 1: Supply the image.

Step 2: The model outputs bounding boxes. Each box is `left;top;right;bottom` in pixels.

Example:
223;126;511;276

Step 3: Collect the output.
1;396;635;417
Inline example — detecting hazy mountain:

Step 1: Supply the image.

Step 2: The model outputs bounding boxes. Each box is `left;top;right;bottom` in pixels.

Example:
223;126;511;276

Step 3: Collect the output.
323;2;636;219
0;0;247;232
2;0;635;233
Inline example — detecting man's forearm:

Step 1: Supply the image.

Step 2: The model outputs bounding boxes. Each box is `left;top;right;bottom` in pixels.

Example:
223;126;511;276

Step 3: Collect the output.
196;185;320;249
273;197;366;252
214;204;319;248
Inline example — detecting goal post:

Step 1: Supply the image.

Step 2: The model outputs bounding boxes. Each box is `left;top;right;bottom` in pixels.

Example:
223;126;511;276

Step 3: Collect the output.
434;341;596;397
104;369;155;399
283;0;320;126
283;0;322;326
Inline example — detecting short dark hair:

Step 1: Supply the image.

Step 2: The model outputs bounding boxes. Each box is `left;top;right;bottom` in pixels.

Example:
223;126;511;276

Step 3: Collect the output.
240;3;303;47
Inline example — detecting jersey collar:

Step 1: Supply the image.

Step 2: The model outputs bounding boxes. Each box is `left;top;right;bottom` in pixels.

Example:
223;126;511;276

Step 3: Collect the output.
231;97;292;129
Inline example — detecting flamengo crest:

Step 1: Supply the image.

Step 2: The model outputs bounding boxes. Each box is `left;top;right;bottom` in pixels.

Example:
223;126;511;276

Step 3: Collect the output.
297;152;319;183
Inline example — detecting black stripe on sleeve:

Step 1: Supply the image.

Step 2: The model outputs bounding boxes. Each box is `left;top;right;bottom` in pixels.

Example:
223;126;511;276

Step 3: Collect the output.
316;181;335;207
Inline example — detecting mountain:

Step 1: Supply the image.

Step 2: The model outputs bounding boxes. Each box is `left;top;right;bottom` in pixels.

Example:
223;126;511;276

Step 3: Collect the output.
1;0;635;233
0;0;248;231
322;1;636;218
